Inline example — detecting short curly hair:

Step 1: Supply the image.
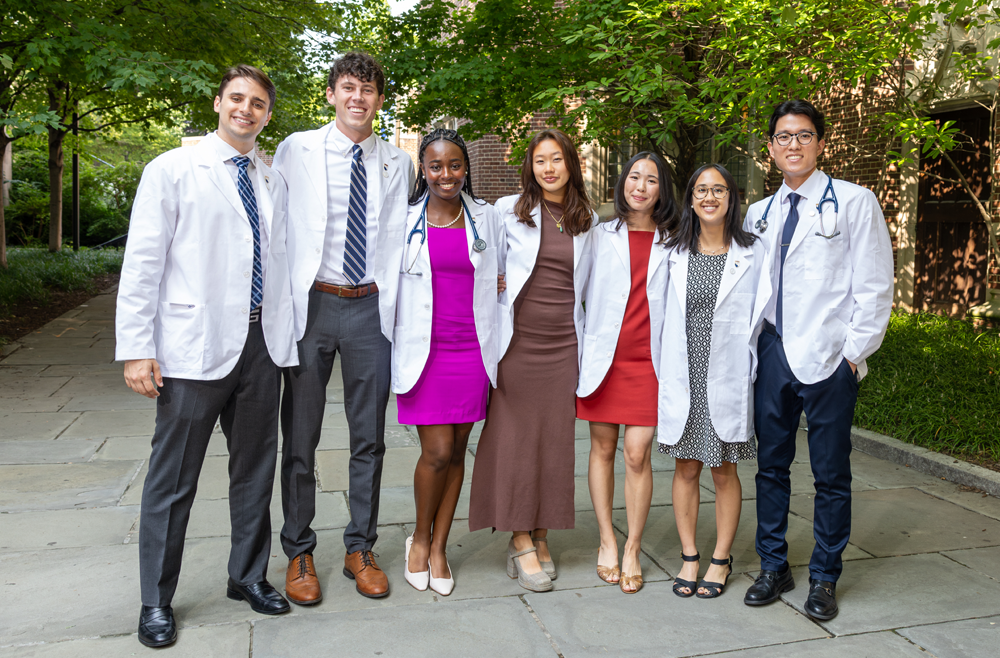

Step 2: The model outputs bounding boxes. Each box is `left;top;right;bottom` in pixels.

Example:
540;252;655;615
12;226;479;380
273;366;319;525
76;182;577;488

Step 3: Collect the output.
327;52;385;96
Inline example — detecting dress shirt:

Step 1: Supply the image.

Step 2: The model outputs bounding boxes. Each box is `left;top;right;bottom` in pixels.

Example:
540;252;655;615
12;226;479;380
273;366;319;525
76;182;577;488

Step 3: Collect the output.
762;188;802;327
316;125;380;285
209;132;269;285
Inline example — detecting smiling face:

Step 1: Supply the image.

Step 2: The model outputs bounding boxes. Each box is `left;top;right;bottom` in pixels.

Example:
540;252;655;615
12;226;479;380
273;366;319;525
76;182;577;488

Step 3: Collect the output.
691;167;730;229
214;76;272;153
622;157;660;216
421;139;466;202
327;74;384;143
531;138;570;202
767;113;825;189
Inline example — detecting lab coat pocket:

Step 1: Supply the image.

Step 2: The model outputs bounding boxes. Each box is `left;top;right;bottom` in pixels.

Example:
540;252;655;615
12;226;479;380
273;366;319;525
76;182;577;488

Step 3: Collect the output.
156;302;204;370
728;293;754;335
803;234;845;280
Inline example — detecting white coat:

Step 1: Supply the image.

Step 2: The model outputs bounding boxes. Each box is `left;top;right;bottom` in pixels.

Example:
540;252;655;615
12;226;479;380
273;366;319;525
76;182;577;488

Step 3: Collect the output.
272;122;416;342
744;169;894;385
391;193;501;394
495;195;596;363
657;239;767;445
115;134;298;379
576;221;669;398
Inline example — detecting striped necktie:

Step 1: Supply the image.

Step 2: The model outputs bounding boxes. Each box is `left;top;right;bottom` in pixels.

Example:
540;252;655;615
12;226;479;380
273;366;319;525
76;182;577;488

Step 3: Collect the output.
344;144;368;285
776;192;801;337
232;155;263;310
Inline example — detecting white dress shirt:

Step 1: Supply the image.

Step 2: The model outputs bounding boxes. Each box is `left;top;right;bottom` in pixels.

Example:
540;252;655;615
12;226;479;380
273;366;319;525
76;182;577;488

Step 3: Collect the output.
210;132;269;284
316;126;380;285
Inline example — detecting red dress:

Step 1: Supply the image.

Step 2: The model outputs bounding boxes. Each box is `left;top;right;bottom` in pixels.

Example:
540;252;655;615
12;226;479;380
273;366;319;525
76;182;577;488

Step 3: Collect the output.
576;230;658;426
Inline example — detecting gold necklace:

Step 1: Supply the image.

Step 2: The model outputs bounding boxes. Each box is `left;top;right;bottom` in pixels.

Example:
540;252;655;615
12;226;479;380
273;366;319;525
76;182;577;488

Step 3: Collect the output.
541;199;564;233
427;203;464;228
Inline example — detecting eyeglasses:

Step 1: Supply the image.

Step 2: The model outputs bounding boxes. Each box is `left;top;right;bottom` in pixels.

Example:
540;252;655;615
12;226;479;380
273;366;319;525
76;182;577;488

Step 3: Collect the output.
771;131;817;147
693;185;730;199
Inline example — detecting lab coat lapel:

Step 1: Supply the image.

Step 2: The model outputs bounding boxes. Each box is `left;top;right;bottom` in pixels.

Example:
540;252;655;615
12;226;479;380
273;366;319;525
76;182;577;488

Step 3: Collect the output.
786;170;826;258
715;242;753;311
302;123;332;222
646;232;668;286
375;140;398;223
253;163;274;233
198;140;249;224
607;222;630;271
667;247;689;321
465;194;486;270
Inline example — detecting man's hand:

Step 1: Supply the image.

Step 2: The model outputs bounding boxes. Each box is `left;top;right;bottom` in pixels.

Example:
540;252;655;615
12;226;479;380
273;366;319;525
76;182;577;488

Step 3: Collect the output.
124;359;163;398
847;359;857;375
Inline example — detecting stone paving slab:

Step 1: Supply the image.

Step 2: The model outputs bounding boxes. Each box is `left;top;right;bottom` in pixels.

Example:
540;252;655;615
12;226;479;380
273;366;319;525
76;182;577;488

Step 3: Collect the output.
0;347;115;366
789;487;1000;557
58;409;156;439
897;615;1000;658
317;424;416;450
0;439;101;464
525;579;826;657
0;376;70;399
0;506;139;551
33;364;122;377
92;433;228;461
52;375;133;398
850;451;945;489
0;412;79;441
917;482;1000;522
620;498;871;577
941;545;1000;580
704;632;927;657
779;555;1000;634
0;397;72;413
252;597;555;658
0;461;140;512
60;394;156;412
698;461;877;499
0;622;251;657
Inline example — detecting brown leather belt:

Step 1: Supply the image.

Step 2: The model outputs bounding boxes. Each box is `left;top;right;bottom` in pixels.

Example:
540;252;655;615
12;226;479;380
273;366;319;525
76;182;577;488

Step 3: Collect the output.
314;281;379;298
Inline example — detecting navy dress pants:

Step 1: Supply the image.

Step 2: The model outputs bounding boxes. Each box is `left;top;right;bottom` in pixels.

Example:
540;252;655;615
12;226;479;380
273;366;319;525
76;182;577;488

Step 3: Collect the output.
754;326;859;582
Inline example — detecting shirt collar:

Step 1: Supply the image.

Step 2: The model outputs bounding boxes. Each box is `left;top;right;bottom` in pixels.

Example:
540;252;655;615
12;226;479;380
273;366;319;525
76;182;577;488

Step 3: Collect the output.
208;131;258;166
777;168;825;207
329;122;377;159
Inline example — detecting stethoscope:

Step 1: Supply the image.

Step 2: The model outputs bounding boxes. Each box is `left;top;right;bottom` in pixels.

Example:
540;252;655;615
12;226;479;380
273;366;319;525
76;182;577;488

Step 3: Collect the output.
754;174;840;239
403;195;486;275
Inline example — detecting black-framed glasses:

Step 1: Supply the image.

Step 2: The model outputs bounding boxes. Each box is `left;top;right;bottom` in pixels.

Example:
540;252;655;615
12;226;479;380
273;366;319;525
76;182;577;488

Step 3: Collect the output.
771;131;817;147
693;185;730;199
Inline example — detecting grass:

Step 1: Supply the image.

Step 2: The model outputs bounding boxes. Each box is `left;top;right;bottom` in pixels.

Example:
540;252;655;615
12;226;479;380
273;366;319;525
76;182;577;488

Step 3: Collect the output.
0;246;124;311
855;310;1000;464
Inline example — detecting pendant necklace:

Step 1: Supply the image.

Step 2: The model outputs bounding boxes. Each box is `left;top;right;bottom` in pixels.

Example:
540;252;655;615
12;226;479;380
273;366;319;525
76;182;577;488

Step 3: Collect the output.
541;199;564;233
698;239;726;255
427;204;464;228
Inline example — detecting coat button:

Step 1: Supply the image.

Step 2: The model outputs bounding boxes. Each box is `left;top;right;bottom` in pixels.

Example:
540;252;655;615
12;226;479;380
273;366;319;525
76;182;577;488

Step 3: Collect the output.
423;336;429;343
606;351;612;358
425;304;430;310
729;267;736;275
315;247;321;254
245;236;251;243
614;322;620;329
244;271;251;278
621;292;627;299
241;307;248;314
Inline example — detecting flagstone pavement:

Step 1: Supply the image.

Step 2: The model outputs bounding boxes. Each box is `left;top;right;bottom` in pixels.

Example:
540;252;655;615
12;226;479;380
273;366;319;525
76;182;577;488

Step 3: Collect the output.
1;285;999;657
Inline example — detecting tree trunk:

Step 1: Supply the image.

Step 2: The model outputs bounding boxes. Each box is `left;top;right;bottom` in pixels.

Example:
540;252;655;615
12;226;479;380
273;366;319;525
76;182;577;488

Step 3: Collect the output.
47;124;65;253
0;131;9;269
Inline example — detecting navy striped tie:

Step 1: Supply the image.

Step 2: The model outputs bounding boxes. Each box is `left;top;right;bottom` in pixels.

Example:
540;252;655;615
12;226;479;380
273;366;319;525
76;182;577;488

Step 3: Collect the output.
232;155;263;310
776;192;801;337
344;144;367;285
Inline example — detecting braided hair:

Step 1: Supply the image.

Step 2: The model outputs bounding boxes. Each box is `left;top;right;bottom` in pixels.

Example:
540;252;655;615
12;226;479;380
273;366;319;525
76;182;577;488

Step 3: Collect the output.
408;128;482;205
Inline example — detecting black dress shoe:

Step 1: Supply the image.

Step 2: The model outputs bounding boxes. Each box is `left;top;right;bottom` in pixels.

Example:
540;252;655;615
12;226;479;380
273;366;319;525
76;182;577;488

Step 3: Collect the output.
804;579;839;620
744;567;795;606
138;605;177;647
226;578;291;615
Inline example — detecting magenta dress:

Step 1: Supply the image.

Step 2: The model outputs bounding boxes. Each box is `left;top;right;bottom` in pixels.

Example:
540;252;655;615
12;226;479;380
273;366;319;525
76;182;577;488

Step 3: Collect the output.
396;226;489;424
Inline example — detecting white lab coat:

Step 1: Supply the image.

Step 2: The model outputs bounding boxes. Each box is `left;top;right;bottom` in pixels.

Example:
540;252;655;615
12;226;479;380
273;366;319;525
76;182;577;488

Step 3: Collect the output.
391;193;501;394
744;169;894;385
272;122;416;342
576;221;668;398
657;240;766;445
115;135;298;379
495;195;596;363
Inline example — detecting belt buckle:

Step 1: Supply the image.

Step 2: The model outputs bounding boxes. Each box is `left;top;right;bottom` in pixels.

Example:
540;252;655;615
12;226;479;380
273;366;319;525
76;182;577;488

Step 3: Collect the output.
248;306;261;323
337;286;352;298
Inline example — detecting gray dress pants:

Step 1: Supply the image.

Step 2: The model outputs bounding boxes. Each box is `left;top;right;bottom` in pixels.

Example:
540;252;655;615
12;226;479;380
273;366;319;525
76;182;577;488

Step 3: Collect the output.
280;287;390;557
139;320;280;607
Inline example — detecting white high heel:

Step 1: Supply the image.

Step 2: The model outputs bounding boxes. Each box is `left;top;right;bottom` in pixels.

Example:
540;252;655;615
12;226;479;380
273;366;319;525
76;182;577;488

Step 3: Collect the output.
404;535;429;591
429;555;454;596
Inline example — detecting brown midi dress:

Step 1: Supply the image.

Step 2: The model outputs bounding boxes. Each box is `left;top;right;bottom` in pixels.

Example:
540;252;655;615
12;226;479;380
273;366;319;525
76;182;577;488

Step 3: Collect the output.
469;201;578;532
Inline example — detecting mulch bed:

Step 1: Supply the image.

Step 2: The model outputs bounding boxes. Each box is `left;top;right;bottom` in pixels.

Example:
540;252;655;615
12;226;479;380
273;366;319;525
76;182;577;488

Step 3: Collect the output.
0;273;119;347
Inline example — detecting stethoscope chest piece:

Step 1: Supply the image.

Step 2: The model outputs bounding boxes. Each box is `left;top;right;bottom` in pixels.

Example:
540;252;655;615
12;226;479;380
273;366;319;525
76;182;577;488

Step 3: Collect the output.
755;218;768;234
473;239;487;253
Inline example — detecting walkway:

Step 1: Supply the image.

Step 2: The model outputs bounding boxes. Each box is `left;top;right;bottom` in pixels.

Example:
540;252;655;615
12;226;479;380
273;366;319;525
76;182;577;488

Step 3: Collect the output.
1;286;999;657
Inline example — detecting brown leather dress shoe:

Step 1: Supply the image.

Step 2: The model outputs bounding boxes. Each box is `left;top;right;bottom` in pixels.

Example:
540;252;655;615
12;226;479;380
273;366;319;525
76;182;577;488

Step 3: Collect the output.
343;550;389;599
285;553;322;606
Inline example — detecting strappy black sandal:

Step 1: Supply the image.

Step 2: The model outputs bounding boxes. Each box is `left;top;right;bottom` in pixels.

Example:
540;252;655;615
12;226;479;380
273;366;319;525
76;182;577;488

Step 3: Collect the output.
672;551;700;598
696;555;733;599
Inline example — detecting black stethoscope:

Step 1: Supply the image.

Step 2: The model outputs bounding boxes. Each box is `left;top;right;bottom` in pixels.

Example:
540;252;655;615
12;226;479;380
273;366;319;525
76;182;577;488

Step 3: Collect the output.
754;174;840;239
403;195;486;275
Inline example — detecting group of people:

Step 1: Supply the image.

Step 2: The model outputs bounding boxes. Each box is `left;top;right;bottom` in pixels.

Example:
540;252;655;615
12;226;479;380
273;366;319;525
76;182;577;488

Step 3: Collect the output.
115;51;895;648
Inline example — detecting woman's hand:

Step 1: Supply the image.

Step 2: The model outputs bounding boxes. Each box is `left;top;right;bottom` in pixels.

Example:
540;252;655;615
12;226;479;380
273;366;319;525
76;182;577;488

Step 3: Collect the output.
497;274;507;294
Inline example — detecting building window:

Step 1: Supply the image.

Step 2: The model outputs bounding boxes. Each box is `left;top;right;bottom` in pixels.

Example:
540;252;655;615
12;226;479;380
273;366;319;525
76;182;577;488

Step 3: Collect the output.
603;139;633;202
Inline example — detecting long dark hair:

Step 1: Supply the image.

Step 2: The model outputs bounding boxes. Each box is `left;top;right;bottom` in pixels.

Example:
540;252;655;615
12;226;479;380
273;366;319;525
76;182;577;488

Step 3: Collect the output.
665;163;756;253
409;128;481;205
512;129;592;236
611;151;676;242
